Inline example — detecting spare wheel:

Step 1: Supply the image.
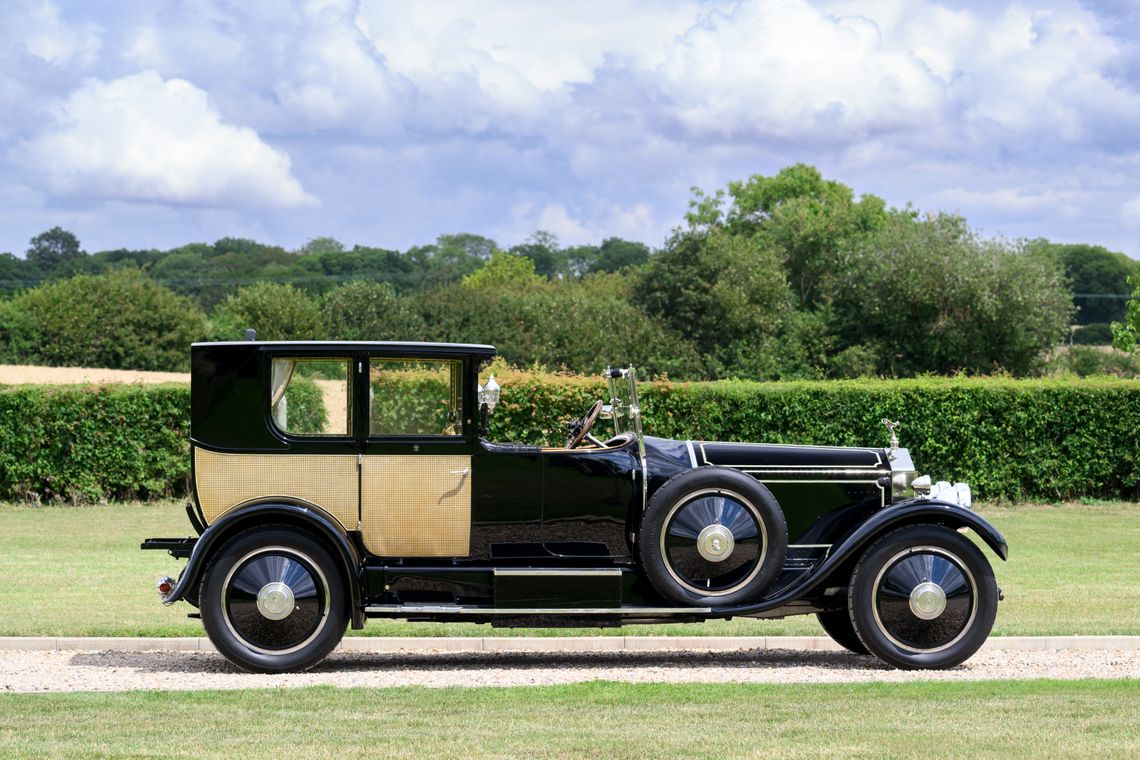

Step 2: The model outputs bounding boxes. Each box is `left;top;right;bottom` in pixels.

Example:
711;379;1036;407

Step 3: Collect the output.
638;467;788;607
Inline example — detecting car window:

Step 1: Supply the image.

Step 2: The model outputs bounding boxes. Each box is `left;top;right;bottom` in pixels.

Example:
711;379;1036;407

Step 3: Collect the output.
270;357;353;437
370;358;463;437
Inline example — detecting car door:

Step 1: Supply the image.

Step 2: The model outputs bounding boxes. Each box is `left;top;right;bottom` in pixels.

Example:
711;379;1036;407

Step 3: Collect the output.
358;354;474;557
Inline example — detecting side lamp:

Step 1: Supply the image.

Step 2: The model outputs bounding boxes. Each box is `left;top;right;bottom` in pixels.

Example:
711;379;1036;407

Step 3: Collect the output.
478;375;500;434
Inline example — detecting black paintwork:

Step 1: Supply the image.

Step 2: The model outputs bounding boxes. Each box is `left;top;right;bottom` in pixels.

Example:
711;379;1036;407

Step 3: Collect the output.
151;340;1008;628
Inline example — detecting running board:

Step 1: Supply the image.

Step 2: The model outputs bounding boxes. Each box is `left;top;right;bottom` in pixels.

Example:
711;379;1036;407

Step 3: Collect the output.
364;604;711;615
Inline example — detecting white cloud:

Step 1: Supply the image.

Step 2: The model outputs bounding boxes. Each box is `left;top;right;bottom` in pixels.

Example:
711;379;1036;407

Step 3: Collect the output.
1123;195;1140;225
932;186;1085;217
652;1;949;140
15;71;316;208
356;0;697;96
535;203;592;245
6;0;101;67
3;0;1140;258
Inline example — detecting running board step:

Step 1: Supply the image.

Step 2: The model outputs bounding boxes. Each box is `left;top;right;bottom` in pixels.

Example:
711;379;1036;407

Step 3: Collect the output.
494;567;624;609
363;604;712;615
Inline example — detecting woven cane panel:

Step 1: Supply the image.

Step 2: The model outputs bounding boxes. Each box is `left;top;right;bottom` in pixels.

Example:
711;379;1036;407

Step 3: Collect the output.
361;455;471;557
195;448;359;529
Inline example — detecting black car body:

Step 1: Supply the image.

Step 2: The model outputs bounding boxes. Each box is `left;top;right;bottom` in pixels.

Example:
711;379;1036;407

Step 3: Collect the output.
144;340;1007;672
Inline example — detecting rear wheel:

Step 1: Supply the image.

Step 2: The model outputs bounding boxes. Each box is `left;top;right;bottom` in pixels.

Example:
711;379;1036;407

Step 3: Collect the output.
201;528;348;673
848;524;998;669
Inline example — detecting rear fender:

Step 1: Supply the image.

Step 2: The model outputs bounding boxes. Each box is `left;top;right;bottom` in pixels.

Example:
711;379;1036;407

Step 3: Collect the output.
160;500;365;629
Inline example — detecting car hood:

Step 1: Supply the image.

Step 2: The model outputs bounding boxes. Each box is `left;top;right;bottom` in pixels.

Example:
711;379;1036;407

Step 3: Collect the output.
692;440;889;471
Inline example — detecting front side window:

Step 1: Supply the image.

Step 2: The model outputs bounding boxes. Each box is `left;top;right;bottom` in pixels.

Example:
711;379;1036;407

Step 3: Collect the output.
370;358;463;437
270;357;353;437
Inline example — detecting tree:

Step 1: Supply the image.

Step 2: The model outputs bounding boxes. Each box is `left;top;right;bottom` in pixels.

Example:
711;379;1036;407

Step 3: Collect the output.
26;227;85;273
417;274;702;378
832;213;1073;376
8;269;206;370
298;236;345;256
1025;240;1136;324
721;164;888;308
210;282;324;341
634;229;791;378
591;238;650;274
510;231;567;279
462;250;542;289
324;281;424;341
1112;274;1140;353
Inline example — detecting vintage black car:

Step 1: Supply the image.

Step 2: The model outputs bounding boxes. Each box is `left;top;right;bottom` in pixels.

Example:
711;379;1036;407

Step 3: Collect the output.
143;340;1007;673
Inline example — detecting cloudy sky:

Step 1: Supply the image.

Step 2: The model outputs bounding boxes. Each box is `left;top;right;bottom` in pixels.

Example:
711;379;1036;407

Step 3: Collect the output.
2;0;1139;257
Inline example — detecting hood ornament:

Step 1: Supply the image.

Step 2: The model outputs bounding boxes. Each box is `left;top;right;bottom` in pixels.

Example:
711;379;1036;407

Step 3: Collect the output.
881;419;900;451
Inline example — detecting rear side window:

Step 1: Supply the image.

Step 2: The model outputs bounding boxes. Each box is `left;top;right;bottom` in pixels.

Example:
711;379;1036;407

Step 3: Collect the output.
270;357;353;437
370;358;463;437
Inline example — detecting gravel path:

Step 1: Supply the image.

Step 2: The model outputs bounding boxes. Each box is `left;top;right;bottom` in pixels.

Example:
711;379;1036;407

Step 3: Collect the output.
3;647;1138;693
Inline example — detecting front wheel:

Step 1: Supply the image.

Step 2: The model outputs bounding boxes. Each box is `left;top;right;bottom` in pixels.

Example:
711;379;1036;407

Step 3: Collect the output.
200;527;348;673
848;524;998;669
816;609;868;655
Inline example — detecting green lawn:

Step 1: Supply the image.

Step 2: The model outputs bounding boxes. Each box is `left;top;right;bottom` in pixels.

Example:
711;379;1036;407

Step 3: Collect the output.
1;680;1136;758
0;501;1137;637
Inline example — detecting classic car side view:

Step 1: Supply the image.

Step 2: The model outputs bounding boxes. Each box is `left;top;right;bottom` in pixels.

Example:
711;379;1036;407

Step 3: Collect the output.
143;340;1007;673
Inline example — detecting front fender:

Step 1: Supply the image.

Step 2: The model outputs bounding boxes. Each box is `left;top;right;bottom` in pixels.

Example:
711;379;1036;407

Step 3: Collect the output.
160;501;364;627
713;499;1006;617
831;498;1008;562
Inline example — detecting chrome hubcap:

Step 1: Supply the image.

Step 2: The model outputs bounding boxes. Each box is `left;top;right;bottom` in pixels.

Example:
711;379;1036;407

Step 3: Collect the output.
909;580;947;620
696;524;735;563
256;581;296;621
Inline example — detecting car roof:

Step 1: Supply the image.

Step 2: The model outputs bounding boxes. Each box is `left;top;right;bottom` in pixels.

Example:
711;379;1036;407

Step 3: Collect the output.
192;340;496;357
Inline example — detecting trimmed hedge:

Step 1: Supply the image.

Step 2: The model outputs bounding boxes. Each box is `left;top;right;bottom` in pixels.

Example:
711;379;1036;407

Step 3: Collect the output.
490;374;1140;502
0;384;190;503
2;375;1138;503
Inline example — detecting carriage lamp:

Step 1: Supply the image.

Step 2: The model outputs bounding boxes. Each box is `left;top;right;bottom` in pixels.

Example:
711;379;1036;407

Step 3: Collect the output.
478;375;500;434
479;375;500;413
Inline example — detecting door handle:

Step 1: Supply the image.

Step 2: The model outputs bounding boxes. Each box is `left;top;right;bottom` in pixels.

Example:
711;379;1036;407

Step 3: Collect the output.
449;468;470;476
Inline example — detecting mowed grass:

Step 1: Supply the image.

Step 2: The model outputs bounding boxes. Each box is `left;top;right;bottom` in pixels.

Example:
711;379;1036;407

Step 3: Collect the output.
0;501;1137;637
1;680;1137;758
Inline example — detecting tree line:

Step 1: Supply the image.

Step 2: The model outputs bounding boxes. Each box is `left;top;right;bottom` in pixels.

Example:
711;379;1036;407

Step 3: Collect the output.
1;164;1136;378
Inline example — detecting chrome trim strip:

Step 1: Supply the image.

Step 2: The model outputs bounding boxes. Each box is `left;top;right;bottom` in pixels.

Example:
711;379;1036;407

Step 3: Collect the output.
699;441;884;468
686;440;698;468
729;468;889;477
364;605;712;615
493;569;622;577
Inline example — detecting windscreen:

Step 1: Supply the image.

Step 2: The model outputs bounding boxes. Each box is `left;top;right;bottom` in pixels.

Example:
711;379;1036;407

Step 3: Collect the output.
606;366;643;440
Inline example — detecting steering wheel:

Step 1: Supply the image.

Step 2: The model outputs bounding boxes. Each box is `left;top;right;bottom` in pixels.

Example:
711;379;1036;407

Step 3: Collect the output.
565;400;604;449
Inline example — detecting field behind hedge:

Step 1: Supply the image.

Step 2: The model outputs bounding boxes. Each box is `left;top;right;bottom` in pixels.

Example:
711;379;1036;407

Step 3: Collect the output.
0;370;1137;502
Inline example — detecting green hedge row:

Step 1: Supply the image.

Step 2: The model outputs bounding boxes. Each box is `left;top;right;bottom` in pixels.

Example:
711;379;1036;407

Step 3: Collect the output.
2;376;1137;502
0;385;190;503
491;374;1140;502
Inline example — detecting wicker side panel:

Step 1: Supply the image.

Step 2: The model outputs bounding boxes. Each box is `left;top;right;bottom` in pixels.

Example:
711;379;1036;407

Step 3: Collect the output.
194;448;359;529
361;455;472;557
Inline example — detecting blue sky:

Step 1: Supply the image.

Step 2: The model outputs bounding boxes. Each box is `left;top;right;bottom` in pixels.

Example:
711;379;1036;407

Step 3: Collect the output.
2;0;1139;257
